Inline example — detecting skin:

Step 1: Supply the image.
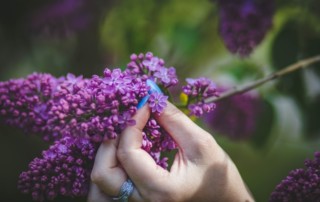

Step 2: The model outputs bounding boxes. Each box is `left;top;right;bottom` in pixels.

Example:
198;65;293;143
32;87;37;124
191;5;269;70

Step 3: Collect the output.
88;102;254;202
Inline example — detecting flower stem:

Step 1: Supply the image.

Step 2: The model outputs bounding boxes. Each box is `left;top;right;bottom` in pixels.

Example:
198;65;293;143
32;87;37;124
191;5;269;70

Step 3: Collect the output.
205;55;320;103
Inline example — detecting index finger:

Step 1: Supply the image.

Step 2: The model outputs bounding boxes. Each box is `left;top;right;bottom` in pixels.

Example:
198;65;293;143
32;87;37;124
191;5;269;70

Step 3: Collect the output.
154;102;215;158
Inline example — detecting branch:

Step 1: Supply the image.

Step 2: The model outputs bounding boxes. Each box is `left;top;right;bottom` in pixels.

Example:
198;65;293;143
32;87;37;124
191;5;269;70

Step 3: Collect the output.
205;55;320;103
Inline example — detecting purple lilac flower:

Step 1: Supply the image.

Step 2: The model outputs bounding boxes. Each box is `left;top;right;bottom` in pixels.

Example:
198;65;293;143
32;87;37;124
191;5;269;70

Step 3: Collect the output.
154;67;178;86
30;0;92;38
182;77;219;117
144;118;177;153
142;56;164;71
0;69;149;142
142;118;177;168
270;151;320;202
46;68;148;141
0;52;184;201
188;103;212;117
103;68;133;94
63;73;84;92
148;92;168;114
0;53;175;144
204;89;261;140
0;73;62;138
18;136;98;201
127;52;179;88
217;0;275;56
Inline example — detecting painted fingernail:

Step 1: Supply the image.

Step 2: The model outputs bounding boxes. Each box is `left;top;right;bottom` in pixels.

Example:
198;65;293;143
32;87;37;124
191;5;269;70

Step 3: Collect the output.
137;94;150;109
137;79;162;109
146;79;162;94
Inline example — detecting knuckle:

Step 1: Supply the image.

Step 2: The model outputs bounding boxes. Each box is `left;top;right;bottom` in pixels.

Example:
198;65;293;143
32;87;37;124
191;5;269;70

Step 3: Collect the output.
116;147;130;162
90;168;103;185
163;107;188;126
191;134;216;158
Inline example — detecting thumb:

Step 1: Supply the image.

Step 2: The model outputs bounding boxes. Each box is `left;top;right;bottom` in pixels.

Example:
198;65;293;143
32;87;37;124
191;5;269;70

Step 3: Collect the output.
117;105;169;188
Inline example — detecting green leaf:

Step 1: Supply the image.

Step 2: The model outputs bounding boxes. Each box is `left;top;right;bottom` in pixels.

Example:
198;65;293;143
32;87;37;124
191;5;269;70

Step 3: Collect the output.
250;98;275;149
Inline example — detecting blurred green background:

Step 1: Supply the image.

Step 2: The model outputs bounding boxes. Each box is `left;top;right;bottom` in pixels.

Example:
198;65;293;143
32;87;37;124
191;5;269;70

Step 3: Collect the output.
0;0;320;201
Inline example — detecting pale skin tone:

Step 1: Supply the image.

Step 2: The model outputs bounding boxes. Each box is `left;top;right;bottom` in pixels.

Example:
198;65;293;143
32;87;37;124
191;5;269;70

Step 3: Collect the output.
88;102;254;202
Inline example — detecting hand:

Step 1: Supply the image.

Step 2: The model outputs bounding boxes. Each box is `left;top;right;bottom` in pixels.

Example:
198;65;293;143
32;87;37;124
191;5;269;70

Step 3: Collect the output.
89;102;254;202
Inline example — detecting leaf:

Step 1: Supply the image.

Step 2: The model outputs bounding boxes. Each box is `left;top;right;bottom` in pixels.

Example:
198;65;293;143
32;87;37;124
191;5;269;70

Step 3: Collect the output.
250;98;275;149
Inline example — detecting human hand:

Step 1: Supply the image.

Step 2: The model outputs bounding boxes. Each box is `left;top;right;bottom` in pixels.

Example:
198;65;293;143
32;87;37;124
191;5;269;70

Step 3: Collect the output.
89;102;254;202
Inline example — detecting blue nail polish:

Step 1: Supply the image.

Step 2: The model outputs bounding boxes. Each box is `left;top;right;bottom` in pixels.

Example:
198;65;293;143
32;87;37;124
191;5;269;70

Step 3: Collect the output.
137;94;150;109
146;79;162;94
137;79;162;109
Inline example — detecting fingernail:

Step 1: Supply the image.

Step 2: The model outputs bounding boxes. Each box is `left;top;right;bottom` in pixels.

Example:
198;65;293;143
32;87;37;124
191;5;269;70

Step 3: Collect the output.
137;79;162;109
146;79;162;94
137;94;150;109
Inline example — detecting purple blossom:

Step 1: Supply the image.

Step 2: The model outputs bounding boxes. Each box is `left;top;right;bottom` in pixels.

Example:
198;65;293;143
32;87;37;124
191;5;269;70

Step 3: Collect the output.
142;118;177;168
18;136;98;201
204;89;261;140
127;52;178;88
270;151;320;202
154;67;179;87
148;92;168;114
118;112;136;129
160;131;177;151
103;68;133;94
189;103;216;117
183;77;218;98
143;118;177;153
0;68;149;142
142;56;163;71
182;77;219;117
217;0;275;56
145;118;161;138
0;73;61;138
63;73;84;92
188;104;204;117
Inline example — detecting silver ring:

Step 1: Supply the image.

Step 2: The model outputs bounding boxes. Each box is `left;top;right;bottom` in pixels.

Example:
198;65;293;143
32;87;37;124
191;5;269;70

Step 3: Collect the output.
112;179;134;202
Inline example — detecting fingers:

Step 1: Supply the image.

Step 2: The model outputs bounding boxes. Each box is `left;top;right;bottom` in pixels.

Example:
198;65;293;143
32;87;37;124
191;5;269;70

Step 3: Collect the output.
91;139;143;200
117;105;170;189
91;138;127;196
154;102;214;155
88;182;143;202
87;183;110;202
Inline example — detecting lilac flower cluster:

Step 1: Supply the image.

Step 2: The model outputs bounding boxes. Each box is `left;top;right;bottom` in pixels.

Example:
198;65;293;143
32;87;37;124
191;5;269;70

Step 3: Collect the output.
0;52;220;201
182;77;219;117
0;69;149;142
0;73;62;138
46;69;149;142
18;136;98;201
127;52;178;88
270;151;320;202
204;89;261;140
217;0;275;56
